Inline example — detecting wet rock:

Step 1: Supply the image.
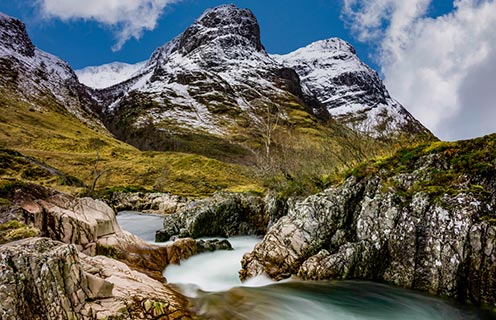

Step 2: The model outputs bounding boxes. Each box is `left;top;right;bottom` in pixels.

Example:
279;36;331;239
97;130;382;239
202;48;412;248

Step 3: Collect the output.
241;171;496;306
0;237;195;320
109;191;188;214
196;239;233;253
159;192;273;240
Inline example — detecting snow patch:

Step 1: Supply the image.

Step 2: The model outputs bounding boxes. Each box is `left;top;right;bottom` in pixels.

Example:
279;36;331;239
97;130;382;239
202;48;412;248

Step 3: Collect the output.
76;61;146;89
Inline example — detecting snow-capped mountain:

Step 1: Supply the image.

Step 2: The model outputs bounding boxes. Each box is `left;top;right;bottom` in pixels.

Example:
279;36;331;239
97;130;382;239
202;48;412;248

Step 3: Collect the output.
0;5;431;158
101;4;327;141
76;61;146;89
0;12;104;129
99;5;429;142
272;38;425;135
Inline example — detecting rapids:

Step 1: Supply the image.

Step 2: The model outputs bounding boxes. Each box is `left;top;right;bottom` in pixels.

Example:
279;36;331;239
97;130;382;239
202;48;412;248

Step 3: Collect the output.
117;211;495;320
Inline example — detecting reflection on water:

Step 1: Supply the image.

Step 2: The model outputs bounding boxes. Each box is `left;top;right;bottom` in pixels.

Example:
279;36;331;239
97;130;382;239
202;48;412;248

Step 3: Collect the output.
195;281;494;320
116;211;164;242
116;211;495;320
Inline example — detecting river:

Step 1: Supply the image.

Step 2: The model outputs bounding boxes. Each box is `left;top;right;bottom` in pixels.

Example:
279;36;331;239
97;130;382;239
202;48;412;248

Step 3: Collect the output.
117;211;495;320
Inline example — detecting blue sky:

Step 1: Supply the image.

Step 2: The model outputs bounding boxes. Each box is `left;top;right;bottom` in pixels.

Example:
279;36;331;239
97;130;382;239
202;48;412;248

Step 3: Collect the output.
0;0;495;141
0;1;450;70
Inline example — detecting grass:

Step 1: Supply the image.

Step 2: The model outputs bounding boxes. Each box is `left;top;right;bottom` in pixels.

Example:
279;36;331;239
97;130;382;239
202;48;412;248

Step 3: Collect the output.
345;133;496;198
0;84;434;199
0;220;39;244
0;94;261;197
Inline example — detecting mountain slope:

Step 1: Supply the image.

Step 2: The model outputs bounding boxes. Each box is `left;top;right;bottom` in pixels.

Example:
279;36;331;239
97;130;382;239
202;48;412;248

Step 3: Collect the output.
97;5;430;152
96;5;337;159
0;11;259;196
272;38;426;136
76;61;146;89
0;12;104;130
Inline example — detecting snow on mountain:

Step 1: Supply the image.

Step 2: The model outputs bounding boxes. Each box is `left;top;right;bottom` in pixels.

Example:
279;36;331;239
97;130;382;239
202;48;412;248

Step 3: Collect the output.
272;38;427;135
76;61;146;89
103;4;324;138
0;12;104;129
98;5;429;140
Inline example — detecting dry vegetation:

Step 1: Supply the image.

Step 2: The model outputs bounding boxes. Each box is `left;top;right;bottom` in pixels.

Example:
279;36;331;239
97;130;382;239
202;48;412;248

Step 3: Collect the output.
0;90;431;199
0;94;260;197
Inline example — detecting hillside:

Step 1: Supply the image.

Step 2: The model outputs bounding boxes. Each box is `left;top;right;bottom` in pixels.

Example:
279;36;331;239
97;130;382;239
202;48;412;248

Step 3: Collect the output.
93;5;432;163
0;6;434;198
241;133;496;305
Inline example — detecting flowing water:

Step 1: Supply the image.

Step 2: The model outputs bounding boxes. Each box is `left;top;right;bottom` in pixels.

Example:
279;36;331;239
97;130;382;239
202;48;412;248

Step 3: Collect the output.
117;211;164;242
117;211;495;320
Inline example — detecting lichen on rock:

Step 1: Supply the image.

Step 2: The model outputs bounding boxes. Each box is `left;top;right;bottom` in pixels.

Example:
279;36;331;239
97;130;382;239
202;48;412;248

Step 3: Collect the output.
241;135;496;307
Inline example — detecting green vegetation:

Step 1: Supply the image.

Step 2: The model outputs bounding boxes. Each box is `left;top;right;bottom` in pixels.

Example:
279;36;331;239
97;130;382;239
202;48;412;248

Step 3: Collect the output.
345;133;496;198
0;84;434;199
0;220;39;244
0;94;261;197
0;147;83;192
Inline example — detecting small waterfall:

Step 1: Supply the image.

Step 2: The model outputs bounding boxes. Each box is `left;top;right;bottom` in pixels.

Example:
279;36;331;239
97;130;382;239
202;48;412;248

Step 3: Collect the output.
117;211;495;320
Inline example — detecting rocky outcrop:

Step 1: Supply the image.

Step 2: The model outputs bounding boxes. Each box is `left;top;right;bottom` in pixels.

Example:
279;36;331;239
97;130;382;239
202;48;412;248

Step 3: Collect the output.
0;12;104;130
156;192;286;242
109;191;187;214
0;237;195;320
241;137;496;306
0;182;199;282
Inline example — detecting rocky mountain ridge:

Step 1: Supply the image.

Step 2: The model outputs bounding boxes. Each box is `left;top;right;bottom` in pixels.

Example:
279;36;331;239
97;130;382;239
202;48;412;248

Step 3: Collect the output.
86;4;430;148
272;38;424;135
98;4;326;148
0;5;432;166
0;12;104;130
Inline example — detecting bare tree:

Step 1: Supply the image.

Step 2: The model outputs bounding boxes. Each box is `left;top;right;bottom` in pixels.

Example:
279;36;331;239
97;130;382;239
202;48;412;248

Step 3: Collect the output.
87;138;111;195
246;98;285;175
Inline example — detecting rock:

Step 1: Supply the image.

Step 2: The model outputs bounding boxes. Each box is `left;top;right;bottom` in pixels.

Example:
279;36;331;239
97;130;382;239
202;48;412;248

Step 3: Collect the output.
15;188;204;282
86;273;114;299
196;239;233;253
241;150;496;306
156;228;173;242
158;192;274;241
109;191;187;215
0;237;195;320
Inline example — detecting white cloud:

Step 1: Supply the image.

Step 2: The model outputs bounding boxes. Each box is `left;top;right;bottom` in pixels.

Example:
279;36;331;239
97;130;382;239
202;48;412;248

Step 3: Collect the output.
37;0;178;51
342;0;496;141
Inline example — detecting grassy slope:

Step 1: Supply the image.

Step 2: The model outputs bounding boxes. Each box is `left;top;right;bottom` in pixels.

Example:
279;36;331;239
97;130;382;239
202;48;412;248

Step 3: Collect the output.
345;133;496;218
0;94;260;197
0;83;435;198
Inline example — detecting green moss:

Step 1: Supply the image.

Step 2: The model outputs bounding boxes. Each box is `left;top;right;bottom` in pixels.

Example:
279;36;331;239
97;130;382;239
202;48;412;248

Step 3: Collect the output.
0;220;25;231
0;197;10;206
3;226;39;241
0;220;39;244
343;133;496;199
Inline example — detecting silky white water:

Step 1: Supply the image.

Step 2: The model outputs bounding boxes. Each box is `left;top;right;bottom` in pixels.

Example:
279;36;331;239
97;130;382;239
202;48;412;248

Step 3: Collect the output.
117;211;495;320
163;236;267;292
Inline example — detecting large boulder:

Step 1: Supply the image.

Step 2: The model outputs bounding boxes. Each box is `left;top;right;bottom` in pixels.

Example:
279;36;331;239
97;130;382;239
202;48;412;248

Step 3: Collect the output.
241;144;496;307
0;237;194;320
156;192;285;241
10;187;201;281
108;191;188;215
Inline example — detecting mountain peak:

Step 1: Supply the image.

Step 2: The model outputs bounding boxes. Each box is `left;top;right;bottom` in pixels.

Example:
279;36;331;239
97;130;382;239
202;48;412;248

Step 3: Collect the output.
0;11;35;57
176;4;264;55
306;38;356;55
